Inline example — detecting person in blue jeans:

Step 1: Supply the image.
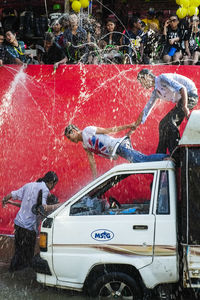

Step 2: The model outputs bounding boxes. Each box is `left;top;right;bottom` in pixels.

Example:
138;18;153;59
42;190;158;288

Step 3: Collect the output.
64;124;168;179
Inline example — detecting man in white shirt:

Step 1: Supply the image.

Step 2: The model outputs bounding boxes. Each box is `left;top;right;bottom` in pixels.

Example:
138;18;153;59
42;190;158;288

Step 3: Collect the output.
132;69;198;155
2;171;60;272
64;124;168;179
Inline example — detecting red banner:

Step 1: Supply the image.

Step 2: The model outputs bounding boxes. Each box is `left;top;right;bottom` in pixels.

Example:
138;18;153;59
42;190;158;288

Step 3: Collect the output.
0;64;200;234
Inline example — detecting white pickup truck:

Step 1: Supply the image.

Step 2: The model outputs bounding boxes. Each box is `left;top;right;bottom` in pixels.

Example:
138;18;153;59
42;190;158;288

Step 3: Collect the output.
33;110;200;300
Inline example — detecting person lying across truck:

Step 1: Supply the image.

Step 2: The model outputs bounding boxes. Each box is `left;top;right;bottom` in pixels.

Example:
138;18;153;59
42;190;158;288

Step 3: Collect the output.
64;124;168;179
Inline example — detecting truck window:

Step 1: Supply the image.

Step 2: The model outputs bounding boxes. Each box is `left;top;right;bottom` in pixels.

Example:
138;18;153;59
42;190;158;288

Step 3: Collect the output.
70;173;154;216
156;171;170;215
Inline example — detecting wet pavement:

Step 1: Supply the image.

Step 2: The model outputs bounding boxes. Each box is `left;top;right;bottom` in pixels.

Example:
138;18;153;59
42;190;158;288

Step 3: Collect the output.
0;262;86;300
0;261;197;300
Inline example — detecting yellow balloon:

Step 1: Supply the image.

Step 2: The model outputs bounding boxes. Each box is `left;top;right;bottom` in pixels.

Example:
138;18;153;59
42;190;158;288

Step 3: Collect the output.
180;0;190;7
190;0;200;7
80;0;89;8
72;0;81;12
176;0;181;4
176;6;188;18
188;6;199;15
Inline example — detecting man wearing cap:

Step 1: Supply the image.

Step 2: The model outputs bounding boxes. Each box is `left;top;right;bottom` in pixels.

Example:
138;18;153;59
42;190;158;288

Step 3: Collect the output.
131;69;198;155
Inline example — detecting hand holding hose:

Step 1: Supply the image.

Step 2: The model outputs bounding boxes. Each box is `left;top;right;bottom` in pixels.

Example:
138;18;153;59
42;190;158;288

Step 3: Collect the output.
2;197;8;208
2;194;12;208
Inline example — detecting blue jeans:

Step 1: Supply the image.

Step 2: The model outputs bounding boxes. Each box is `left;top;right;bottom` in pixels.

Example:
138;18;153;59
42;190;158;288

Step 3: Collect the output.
116;138;168;163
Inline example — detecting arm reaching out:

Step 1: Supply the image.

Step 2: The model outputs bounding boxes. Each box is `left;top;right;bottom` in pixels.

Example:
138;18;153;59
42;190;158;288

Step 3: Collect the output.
2;193;12;207
85;149;97;179
7;200;21;207
126;111;144;136
43;203;62;212
95;123;137;135
180;87;190;119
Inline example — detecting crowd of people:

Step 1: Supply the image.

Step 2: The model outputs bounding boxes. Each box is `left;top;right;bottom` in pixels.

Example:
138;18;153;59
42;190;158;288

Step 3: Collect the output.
1;6;200;67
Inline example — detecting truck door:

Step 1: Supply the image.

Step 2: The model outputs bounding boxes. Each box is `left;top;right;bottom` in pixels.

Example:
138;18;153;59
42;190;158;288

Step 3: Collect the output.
52;171;157;283
151;170;178;284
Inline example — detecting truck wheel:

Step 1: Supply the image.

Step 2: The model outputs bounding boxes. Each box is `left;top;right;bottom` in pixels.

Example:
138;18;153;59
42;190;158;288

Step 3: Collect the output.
89;271;142;299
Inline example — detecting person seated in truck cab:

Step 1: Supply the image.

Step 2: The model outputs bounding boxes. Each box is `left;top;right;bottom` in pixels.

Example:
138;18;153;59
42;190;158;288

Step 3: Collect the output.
70;195;110;215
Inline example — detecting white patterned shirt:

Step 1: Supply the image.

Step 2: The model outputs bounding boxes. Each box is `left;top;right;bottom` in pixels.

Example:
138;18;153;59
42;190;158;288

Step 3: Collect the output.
142;73;197;123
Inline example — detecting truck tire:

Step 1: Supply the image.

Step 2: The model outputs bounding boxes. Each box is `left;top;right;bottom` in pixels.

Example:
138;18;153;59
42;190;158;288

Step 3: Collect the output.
88;271;142;299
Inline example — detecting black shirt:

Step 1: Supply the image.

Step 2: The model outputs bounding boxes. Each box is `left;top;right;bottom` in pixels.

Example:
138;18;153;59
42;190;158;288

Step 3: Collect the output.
38;42;66;64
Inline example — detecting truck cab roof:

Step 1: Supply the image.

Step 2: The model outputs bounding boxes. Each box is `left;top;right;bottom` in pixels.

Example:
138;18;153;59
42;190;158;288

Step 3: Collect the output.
102;160;175;174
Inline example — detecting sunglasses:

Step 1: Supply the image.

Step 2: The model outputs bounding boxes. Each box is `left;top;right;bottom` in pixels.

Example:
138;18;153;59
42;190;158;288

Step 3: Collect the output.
169;19;178;23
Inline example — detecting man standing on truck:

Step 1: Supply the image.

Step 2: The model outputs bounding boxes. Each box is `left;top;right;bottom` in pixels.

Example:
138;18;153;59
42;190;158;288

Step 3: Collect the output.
1;171;60;272
131;69;198;155
64;124;168;178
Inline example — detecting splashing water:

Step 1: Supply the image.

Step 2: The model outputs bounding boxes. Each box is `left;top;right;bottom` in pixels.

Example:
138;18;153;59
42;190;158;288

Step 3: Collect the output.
3;65;57;137
0;67;26;129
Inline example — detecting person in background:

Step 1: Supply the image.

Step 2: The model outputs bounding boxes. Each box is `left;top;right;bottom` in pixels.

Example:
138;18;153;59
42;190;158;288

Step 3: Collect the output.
86;20;102;64
101;19;121;47
162;14;183;64
123;16;148;64
0;28;9;65
2;171;60;272
5;29;30;64
36;31;67;68
184;16;200;65
60;13;70;33
131;69;198;156
63;14;87;63
100;19;123;63
142;8;160;33
64;124;168;179
51;19;65;49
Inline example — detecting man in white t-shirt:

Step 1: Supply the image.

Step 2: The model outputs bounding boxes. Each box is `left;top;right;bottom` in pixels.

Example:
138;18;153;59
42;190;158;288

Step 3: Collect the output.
64;124;168;179
131;69;198;155
2;171;60;272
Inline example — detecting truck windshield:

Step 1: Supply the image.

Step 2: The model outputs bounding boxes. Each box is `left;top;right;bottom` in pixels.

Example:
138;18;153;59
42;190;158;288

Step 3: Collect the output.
70;172;155;216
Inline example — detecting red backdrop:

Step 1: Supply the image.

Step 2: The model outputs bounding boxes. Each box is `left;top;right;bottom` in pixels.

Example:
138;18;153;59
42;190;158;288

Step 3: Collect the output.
0;64;200;234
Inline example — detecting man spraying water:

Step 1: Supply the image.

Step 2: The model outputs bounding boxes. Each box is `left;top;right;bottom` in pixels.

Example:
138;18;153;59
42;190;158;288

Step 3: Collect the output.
131;68;198;155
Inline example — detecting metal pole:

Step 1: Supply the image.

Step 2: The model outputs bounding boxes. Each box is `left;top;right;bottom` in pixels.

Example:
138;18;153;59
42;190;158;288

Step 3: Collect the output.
64;0;70;13
44;0;48;18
